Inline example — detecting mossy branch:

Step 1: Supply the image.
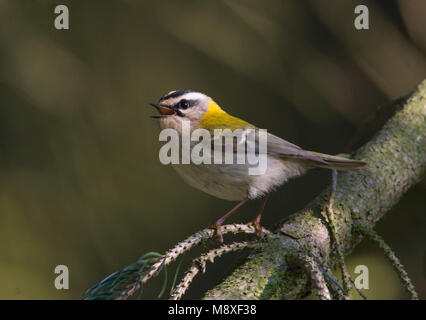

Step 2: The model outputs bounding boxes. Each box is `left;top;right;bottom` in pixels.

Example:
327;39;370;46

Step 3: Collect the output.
203;79;426;300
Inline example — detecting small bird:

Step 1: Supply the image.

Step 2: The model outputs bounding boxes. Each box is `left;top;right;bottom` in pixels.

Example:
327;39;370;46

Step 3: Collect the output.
150;89;366;242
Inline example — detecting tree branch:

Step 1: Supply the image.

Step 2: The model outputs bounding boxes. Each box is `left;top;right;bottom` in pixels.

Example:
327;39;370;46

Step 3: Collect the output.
203;79;426;300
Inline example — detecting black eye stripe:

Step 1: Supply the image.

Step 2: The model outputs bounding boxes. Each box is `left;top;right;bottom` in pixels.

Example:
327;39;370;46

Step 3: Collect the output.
175;99;198;110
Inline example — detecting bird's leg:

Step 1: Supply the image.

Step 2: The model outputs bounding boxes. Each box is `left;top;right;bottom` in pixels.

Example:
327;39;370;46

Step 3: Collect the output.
250;194;269;239
210;197;249;244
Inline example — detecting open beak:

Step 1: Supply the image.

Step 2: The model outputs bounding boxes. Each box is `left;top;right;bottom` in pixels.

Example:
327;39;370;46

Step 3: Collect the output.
149;103;176;118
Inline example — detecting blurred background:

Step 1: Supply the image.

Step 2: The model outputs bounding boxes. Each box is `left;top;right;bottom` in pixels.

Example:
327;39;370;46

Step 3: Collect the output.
0;0;424;299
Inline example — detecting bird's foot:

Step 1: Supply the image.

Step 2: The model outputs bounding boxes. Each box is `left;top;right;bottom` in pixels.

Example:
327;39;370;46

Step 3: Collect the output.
250;220;264;240
210;223;224;245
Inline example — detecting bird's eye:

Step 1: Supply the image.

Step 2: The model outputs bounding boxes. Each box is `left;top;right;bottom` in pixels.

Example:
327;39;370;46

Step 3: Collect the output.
179;100;189;109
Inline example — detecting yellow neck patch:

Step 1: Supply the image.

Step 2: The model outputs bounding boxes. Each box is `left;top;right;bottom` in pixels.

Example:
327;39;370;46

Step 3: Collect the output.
199;99;252;131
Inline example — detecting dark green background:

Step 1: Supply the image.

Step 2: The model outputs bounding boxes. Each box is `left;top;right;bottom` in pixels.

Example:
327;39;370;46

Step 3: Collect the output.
0;0;424;299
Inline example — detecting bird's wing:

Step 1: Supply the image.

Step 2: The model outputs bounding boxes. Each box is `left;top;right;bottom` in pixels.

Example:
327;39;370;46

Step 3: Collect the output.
195;111;365;169
197;120;365;170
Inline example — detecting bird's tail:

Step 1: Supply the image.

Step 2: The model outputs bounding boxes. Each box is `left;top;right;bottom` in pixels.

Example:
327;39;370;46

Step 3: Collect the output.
306;151;366;171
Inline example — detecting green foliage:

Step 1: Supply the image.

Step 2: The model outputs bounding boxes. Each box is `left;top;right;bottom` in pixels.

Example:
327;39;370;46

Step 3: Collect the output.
84;252;166;300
